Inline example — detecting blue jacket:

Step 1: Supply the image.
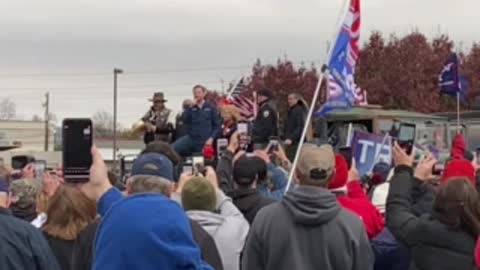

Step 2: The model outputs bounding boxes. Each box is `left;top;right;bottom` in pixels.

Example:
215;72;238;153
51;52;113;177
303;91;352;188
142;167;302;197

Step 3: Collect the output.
184;102;220;143
94;188;213;270
258;163;288;201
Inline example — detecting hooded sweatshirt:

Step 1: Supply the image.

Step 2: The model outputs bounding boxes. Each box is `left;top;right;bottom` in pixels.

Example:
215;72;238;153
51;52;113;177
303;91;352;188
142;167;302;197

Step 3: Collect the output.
94;189;212;270
241;185;373;270
187;191;249;270
450;134;466;160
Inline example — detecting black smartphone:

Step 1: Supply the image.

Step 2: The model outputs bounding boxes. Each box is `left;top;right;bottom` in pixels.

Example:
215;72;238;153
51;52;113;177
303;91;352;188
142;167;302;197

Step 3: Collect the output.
34;160;47;179
11;155;35;170
338;146;352;169
62;118;93;182
398;123;416;155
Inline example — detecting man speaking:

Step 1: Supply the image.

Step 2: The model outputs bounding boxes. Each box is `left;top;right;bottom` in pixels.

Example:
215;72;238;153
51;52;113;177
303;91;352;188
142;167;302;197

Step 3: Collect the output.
172;85;220;157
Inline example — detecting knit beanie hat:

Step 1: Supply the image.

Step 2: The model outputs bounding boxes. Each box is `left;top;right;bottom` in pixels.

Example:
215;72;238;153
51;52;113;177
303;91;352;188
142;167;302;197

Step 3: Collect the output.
441;159;475;186
181;177;216;212
328;154;349;189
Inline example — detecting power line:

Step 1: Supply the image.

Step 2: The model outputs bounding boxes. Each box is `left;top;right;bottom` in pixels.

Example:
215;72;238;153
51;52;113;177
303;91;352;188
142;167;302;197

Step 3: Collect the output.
0;64;252;78
0;80;221;91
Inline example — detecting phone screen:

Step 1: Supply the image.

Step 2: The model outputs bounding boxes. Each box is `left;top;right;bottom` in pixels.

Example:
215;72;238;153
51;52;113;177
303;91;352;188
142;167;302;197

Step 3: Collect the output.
268;136;279;153
237;123;248;134
398;124;416;155
237;123;249;151
338;147;352;169
192;156;205;176
398;124;416;142
34;160;47;178
217;138;229;159
63;119;93;182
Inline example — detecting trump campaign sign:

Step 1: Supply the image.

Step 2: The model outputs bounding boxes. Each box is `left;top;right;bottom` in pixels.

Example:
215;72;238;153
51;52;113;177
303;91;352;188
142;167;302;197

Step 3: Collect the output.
351;131;392;176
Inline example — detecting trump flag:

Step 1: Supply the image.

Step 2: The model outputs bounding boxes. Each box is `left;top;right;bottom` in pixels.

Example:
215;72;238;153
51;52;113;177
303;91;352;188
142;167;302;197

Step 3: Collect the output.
317;0;361;116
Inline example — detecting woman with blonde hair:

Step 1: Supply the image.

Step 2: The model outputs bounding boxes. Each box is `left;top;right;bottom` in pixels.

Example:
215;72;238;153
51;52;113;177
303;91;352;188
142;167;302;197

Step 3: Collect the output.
218;104;241;140
42;184;97;270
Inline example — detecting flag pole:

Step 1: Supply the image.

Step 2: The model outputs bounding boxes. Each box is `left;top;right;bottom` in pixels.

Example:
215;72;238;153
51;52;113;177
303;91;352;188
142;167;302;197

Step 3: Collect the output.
285;0;350;192
456;91;461;132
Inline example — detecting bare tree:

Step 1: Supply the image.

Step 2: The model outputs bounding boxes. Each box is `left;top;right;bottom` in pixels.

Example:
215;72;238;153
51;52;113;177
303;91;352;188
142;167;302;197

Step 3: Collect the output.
0;98;17;120
92;110;122;137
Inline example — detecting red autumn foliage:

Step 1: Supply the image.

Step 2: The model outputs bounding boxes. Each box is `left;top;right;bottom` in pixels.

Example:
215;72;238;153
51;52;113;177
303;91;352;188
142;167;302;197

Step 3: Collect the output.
207;31;479;115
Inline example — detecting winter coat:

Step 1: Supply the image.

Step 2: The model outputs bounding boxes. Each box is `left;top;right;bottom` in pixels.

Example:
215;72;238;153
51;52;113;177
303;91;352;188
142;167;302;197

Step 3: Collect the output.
72;221;98;270
184;102;221;143
252;101;278;144
187;191;249;270
190;219;224;270
450;134;466;160
336;181;385;239
387;166;477;270
227;188;275;224
241;185;373;270
283;102;307;144
0;207;60;270
94;188;213;270
43;233;75;270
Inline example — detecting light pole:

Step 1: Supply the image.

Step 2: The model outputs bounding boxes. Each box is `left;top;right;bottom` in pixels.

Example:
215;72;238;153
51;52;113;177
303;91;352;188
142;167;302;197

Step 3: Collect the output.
113;68;123;169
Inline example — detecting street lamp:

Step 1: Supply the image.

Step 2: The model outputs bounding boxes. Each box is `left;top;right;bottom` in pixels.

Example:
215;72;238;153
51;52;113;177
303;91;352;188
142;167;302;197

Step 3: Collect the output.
113;68;123;169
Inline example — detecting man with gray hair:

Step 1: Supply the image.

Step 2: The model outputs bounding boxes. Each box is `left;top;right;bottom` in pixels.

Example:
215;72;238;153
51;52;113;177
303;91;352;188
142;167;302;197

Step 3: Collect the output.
0;177;60;270
127;153;224;270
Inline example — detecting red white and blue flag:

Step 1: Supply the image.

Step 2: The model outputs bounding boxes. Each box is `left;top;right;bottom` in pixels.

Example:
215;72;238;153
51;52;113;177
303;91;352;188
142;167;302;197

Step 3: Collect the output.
317;0;361;115
227;77;256;121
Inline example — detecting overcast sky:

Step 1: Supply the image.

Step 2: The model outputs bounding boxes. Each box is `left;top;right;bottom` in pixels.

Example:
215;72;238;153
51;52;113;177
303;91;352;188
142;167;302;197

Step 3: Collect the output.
0;0;478;126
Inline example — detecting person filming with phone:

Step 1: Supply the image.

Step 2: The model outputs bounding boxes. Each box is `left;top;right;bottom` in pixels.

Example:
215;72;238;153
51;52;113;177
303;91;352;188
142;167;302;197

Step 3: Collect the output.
172;85;220;157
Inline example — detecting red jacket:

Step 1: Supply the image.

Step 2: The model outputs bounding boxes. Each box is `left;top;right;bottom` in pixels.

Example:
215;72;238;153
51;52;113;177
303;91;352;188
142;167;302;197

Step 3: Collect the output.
450;134;466;160
336;181;385;239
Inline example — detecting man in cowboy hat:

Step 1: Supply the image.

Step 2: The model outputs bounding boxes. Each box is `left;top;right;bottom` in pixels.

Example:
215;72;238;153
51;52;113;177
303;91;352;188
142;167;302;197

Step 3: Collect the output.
141;92;175;144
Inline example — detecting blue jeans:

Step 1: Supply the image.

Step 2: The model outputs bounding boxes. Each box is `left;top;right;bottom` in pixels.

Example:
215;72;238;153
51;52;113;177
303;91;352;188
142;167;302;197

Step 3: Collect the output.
172;135;204;157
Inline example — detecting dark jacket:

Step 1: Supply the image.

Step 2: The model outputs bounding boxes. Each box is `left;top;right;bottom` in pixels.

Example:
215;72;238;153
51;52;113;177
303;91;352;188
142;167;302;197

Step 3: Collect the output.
184;102;220;143
227;188;275;224
252;101;278;144
43;233;75;270
386;166;477;270
217;150;277;224
190;219;224;270
0;207;60;270
241;186;373;270
72;221;98;270
284;102;307;144
174;111;188;141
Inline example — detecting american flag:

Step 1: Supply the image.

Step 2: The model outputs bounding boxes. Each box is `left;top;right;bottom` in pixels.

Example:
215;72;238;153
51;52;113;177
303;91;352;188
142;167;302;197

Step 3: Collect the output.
318;0;361;115
227;78;256;121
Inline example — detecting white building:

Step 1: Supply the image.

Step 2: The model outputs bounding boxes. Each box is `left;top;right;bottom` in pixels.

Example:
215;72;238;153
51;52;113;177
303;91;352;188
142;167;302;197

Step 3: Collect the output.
0;120;54;151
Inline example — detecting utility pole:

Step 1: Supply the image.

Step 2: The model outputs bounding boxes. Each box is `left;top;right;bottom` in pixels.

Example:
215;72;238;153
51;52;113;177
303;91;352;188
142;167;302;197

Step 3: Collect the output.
220;78;225;94
113;68;123;169
43;92;50;151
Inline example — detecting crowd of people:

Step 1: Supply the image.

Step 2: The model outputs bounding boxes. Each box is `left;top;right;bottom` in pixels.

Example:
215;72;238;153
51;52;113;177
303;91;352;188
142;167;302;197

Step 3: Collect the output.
1;85;480;270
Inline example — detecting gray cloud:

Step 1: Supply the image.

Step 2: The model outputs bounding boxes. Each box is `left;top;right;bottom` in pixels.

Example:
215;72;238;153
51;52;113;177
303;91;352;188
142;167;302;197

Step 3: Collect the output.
0;0;478;125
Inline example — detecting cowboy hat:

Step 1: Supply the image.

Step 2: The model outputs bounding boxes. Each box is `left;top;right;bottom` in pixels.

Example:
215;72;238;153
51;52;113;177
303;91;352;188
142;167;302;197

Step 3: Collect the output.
149;92;167;102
